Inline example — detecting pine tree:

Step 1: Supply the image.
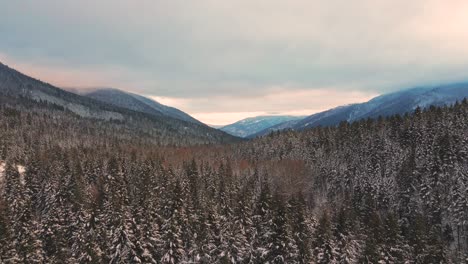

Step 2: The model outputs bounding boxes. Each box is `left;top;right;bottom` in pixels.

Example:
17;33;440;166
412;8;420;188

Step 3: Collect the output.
2;161;46;263
288;193;311;263
0;195;21;263
160;179;186;263
109;223;141;264
313;210;334;263
379;212;410;262
268;193;291;264
72;210;103;263
252;177;273;263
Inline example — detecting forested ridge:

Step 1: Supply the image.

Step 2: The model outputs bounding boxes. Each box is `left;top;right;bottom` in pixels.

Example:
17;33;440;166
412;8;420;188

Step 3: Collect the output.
0;62;240;146
0;93;467;263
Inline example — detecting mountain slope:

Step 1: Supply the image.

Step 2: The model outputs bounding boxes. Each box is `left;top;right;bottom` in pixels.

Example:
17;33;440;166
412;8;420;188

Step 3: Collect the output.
220;115;305;138
0;62;126;120
0;61;240;145
84;88;202;124
253;83;468;137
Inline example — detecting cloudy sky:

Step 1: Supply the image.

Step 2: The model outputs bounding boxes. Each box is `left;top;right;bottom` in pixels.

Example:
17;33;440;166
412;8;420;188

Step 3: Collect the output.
1;1;468;125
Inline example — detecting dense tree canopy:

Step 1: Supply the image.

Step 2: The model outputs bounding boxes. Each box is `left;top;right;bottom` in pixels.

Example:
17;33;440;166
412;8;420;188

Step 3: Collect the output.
0;95;467;263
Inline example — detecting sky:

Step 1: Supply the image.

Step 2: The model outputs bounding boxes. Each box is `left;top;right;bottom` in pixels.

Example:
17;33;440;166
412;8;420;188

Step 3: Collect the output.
1;1;468;125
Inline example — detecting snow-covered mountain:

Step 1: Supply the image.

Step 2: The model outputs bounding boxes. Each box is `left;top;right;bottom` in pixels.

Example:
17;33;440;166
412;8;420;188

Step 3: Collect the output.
208;124;225;129
82;88;202;124
253;82;468;137
220;115;305;138
0;61;240;144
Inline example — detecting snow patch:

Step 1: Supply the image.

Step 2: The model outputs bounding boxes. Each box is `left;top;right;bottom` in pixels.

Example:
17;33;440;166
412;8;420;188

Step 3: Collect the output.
0;162;4;183
18;165;26;185
18;165;25;174
0;162;26;185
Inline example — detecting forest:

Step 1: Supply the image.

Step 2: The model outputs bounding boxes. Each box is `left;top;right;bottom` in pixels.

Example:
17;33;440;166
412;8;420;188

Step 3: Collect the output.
1;93;468;263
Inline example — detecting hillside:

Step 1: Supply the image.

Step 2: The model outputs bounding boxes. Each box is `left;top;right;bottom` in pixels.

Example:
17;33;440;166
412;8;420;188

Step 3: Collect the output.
254;83;468;137
83;88;202;124
1;95;467;262
220;115;305;137
0;61;240;145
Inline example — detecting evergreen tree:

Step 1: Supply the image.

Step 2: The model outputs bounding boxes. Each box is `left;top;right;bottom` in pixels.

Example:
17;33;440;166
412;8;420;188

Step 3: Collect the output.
288;193;311;263
268;193;292;264
313;210;334;263
252;177;273;263
160;179;186;263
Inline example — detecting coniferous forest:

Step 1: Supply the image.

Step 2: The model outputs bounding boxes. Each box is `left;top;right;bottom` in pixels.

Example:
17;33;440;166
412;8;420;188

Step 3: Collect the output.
0;87;468;263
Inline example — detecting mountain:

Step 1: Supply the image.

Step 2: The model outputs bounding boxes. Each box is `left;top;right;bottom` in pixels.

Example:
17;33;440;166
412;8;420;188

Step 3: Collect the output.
253;83;468;137
2;82;467;262
82;88;202;125
208;124;224;129
246;118;304;138
0;61;240;145
0;62;125;120
220;115;305;138
2;64;468;263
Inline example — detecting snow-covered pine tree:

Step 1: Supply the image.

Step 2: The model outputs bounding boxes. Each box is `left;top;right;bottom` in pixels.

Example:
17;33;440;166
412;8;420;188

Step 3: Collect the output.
288;193;311;263
159;179;186;263
252;177;273;263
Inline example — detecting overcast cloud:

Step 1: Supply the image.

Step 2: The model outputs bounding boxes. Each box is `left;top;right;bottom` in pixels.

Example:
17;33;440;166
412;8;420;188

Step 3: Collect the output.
1;0;468;124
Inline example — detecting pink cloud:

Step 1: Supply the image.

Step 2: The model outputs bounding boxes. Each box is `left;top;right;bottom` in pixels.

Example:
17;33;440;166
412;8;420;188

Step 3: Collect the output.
0;53;135;89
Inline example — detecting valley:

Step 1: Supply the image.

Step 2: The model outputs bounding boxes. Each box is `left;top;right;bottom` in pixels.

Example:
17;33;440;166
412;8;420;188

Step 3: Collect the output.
0;62;467;263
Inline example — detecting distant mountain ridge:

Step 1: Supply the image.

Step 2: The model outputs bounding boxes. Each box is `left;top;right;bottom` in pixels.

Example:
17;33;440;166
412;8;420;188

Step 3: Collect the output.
220;115;305;138
0;62;126;120
252;83;468;137
82;88;202;124
0;61;240;144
